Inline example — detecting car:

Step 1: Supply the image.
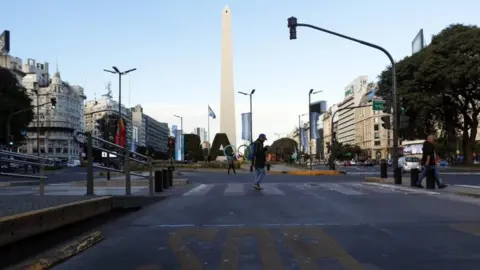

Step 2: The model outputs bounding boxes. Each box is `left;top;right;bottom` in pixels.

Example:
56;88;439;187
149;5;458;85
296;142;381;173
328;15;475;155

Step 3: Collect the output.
350;160;356;165
343;161;351;166
400;156;421;173
67;159;81;167
364;160;374;166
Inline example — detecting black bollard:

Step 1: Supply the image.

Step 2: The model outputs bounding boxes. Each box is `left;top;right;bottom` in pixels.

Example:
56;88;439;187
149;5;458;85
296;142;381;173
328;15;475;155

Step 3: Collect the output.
167;168;173;187
394;167;402;185
266;164;271;171
154;170;163;193
162;169;169;189
380;159;388;178
410;168;420;187
426;167;436;189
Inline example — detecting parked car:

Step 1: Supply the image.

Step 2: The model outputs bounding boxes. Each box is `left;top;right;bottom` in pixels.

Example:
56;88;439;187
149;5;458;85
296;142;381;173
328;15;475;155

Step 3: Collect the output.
67;159;81;167
364;160;374;166
399;156;421;173
343;161;351;166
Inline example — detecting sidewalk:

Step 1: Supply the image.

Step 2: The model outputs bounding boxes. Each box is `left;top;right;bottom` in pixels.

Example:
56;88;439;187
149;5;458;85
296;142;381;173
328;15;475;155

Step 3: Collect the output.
364;177;480;198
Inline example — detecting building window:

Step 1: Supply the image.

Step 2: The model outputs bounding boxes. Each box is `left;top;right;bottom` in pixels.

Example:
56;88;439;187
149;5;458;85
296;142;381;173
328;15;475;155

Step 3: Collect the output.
374;124;379;131
48;148;53;153
374;133;380;139
56;148;61;153
374;141;381;146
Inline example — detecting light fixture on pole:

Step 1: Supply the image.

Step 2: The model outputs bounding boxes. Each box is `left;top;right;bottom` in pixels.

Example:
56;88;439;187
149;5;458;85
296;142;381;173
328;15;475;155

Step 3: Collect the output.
238;89;255;142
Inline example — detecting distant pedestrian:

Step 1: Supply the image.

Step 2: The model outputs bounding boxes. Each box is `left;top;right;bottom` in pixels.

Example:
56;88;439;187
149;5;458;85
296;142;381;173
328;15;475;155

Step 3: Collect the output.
416;135;447;189
227;155;236;174
252;134;268;190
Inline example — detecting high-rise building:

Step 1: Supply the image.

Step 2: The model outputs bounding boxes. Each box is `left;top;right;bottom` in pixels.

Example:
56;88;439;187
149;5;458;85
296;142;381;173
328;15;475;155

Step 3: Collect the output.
193;127;207;142
219;5;237;145
131;105;170;153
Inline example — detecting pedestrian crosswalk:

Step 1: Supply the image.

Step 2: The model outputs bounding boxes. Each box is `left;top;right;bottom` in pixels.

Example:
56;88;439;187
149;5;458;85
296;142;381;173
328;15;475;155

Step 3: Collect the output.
181;182;442;197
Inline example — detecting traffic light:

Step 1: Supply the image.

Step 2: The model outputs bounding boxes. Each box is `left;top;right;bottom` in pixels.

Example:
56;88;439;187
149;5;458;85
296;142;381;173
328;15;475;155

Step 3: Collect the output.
381;116;391;129
287;17;297;40
50;98;57;108
8;135;13;145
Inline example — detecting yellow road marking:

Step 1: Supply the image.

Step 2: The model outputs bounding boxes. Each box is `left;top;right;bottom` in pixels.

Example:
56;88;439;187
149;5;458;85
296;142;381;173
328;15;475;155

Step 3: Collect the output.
283;227;364;270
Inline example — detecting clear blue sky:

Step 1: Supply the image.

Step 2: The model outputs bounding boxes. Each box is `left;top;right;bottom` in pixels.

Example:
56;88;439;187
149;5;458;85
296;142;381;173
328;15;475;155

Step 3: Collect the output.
2;0;478;146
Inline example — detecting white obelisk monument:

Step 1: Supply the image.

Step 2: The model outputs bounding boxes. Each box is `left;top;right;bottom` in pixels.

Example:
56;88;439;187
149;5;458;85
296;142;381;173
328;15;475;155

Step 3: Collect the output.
219;5;237;147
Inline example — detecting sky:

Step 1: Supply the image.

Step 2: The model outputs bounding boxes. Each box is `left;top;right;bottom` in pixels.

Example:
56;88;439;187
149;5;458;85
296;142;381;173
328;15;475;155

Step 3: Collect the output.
1;0;479;147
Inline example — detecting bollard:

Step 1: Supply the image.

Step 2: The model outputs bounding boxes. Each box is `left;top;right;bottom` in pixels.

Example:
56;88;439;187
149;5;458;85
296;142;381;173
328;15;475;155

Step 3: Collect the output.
380;159;387;178
250;165;253;172
167;168;173;187
162;169;169;189
426;167;436;189
266;164;271;171
394;167;402;185
410;168;419;187
154;170;163;193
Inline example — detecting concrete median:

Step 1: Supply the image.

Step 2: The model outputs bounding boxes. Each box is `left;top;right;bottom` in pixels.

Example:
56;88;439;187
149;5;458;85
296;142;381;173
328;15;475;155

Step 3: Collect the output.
0;196;113;248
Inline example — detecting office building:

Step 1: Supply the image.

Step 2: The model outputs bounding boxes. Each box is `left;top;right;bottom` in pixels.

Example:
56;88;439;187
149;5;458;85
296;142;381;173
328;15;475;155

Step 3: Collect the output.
22;69;86;160
83;90;133;149
130;104;169;153
193;127;208;142
131;104;146;147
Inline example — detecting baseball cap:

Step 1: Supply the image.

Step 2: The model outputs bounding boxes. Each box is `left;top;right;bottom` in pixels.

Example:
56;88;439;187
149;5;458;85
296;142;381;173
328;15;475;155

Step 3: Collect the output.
259;134;267;140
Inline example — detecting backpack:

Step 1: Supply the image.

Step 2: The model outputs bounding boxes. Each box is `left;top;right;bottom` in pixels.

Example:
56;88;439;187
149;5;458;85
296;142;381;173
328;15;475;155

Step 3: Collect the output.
248;142;257;160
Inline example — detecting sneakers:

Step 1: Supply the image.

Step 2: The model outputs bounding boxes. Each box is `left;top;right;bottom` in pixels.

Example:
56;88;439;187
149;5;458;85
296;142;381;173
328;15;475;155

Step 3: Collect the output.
253;184;262;190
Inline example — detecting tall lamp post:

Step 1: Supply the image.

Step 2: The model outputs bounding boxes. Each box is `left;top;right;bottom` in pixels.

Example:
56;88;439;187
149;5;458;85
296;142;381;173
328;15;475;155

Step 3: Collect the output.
308;89;322;170
104;66;136;181
238;89;256;142
173;115;183;160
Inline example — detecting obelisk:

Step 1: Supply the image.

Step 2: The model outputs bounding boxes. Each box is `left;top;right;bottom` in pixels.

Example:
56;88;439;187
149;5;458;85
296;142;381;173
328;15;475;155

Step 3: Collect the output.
219;5;237;147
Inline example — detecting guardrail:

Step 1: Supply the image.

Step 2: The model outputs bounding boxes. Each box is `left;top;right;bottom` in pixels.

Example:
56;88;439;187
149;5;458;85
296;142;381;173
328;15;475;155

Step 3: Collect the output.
0;149;55;195
85;132;154;196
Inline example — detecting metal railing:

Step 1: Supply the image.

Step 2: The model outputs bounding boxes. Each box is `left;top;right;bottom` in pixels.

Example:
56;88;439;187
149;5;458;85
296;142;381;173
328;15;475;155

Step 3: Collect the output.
85;132;154;196
0;149;55;195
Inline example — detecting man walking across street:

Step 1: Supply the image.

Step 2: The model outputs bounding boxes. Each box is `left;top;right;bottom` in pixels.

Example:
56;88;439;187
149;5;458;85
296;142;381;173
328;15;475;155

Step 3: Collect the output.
252;134;267;190
416;135;447;189
227;154;236;174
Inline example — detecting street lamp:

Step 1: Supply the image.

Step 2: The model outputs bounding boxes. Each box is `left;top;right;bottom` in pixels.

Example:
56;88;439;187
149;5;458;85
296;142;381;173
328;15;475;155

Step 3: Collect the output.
104;66;136;182
238;89;255;142
288;16;400;182
308;89;322;170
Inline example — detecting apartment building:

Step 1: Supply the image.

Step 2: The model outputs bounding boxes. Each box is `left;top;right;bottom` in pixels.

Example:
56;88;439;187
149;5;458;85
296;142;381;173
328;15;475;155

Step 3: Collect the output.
354;84;393;159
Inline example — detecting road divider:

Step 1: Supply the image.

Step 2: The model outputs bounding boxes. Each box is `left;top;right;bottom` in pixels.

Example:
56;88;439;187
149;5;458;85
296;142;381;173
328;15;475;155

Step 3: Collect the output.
268;170;345;176
0;197;112;248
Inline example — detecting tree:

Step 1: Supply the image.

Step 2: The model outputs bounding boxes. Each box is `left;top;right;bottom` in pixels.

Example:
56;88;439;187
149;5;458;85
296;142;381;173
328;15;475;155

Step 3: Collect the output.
376;24;480;164
268;137;298;156
0;67;34;144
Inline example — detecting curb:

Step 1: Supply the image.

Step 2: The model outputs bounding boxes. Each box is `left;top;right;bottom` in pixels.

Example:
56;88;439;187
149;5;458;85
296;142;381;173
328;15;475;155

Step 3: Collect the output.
70;178;191;187
21;231;103;270
0;197;112;248
0;180;40;187
268;170;345;176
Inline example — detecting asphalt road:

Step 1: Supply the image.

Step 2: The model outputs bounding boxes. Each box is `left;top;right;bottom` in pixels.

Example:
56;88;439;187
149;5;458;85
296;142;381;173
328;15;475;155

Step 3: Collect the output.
0;167;101;183
54;172;480;270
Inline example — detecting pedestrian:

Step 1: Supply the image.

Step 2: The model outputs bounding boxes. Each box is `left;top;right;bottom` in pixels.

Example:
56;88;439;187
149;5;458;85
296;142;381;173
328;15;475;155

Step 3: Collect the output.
227;154;236;174
252;134;267;190
416;135;447;189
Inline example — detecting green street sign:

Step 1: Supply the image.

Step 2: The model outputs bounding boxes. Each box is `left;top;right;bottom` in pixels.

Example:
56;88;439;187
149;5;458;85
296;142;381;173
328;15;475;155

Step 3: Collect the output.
372;100;385;111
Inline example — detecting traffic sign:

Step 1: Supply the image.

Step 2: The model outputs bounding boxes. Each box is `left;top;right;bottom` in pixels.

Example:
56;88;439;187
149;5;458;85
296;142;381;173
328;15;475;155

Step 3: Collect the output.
372;100;385;111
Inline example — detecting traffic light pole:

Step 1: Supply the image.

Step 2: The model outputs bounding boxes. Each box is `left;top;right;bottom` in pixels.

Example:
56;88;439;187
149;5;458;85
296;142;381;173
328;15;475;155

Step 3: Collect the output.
329;104;371;170
288;17;399;177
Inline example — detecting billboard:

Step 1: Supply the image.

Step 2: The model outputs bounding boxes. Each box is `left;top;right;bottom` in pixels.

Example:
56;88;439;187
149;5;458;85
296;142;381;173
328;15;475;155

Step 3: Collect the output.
0;30;10;55
310;100;327;114
241;112;252;141
412;29;425;55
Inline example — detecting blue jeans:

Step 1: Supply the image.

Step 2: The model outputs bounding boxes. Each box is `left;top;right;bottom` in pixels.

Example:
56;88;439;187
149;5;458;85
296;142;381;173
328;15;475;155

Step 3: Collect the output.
254;168;266;185
417;165;442;186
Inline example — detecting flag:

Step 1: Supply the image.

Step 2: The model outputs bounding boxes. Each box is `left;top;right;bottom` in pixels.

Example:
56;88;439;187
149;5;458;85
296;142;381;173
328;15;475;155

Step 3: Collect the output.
208;105;216;119
310;112;320;140
115;117;126;147
241;112;252;140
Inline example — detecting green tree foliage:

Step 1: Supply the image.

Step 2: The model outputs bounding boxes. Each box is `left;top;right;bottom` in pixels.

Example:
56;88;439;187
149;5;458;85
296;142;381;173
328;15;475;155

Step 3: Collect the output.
0;67;34;144
331;143;362;160
268;137;298;156
376;24;480;164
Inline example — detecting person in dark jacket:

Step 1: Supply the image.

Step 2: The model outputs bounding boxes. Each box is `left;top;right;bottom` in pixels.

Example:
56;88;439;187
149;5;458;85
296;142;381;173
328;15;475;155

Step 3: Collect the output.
252;134;267;190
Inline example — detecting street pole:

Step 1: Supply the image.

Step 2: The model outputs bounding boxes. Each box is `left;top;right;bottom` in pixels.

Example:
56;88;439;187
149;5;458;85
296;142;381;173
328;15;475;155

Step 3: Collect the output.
36;90;40;157
308;89;321;171
288;17;399;178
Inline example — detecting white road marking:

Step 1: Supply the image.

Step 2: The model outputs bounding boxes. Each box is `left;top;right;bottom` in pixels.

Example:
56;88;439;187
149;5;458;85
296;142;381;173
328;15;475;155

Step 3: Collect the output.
364;182;440;195
261;183;285;195
454;185;480;189
224;183;245;195
182;184;214;196
320;183;365;195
